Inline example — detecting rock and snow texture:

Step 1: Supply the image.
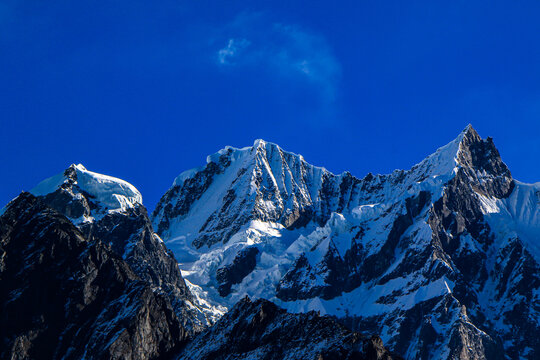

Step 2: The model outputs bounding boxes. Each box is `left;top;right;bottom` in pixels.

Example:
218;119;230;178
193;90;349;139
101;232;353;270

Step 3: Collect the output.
29;164;219;332
153;125;539;359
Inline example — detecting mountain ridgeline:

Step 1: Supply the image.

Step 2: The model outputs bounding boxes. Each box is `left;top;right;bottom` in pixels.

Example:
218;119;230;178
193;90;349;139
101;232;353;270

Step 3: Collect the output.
1;125;538;359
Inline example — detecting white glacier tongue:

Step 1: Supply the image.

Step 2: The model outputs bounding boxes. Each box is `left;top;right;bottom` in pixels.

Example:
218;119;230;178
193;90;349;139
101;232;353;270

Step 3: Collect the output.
31;163;142;220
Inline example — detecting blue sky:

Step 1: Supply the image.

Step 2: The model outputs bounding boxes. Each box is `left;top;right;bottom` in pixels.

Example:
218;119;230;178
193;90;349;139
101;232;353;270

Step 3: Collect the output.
1;1;539;210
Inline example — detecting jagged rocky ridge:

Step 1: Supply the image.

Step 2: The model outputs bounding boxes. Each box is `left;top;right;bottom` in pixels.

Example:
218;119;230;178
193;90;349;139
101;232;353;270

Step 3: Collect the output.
0;193;186;359
153;126;540;359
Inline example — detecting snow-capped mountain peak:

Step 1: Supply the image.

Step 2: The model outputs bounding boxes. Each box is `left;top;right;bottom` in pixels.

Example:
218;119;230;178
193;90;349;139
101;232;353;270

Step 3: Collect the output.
410;124;502;179
153;125;503;253
30;163;142;223
411;124;471;177
151;126;538;358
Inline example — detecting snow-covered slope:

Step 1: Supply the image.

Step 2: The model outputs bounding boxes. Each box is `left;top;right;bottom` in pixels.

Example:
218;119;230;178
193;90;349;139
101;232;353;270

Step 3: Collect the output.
153;125;538;359
480;180;540;262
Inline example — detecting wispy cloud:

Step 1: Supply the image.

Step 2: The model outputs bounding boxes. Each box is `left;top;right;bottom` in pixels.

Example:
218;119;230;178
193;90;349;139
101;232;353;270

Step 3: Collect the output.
214;12;341;103
217;38;250;65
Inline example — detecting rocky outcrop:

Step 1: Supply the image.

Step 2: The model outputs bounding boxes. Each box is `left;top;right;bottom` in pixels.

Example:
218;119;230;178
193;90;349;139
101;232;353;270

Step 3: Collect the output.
0;193;186;360
216;247;259;297
178;297;400;360
78;204;211;330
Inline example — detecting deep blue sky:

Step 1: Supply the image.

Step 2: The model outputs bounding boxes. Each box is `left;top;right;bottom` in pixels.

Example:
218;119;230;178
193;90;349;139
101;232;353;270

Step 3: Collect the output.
1;1;539;210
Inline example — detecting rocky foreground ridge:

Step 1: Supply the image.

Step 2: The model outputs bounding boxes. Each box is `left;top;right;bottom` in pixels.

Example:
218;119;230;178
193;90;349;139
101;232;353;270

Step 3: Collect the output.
0;194;185;359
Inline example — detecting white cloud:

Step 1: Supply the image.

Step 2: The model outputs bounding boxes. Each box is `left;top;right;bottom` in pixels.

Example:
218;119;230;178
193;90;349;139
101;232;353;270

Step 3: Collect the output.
217;38;250;65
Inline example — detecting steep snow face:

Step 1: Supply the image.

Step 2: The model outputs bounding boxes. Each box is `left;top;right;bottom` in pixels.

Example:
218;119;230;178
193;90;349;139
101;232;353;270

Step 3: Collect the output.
153;128;466;253
31;164;142;223
155;124;474;230
479;181;540;262
152;125;533;358
472;180;540;357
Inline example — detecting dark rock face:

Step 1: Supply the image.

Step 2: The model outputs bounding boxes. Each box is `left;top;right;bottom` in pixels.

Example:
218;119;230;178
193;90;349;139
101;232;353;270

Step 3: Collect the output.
276;241;352;301
35;165;208;331
82;207;188;293
178;297;400;360
40;166;98;219
0;193;186;360
455;129;514;198
276;253;322;300
216;247;259;297
78;207;205;330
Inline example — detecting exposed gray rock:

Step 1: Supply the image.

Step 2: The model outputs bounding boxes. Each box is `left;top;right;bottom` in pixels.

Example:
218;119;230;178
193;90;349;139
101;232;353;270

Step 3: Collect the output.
0;193;186;360
216;247;259;297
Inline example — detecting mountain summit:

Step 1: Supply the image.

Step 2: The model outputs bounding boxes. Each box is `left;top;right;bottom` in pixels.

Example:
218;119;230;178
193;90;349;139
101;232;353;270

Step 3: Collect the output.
31;163;143;221
153;126;512;250
152;126;539;359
